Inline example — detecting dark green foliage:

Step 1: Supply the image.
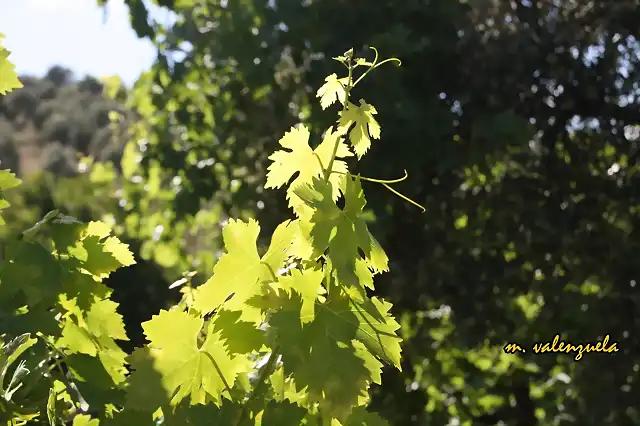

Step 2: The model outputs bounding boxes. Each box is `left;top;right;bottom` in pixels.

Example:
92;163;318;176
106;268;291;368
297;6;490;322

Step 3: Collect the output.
98;1;640;425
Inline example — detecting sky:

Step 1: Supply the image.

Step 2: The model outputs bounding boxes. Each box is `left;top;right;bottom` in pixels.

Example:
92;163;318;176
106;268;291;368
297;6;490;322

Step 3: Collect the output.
0;0;161;86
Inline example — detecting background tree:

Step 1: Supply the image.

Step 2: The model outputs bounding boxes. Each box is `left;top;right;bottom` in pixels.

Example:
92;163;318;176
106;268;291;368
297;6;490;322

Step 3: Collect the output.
0;67;129;175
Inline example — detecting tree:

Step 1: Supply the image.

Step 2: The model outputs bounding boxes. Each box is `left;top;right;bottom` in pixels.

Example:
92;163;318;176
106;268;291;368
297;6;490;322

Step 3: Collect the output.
0;67;131;173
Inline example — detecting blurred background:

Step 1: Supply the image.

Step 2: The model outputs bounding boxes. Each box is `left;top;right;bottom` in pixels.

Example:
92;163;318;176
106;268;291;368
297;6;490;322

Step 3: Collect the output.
0;0;639;425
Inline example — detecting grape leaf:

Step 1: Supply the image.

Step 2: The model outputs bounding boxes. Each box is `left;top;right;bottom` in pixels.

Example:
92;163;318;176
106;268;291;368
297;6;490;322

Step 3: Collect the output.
0;241;62;306
261;220;298;270
62;221;135;279
56;300;129;385
0;34;23;95
0;170;21;190
58;322;98;356
343;296;402;369
272;268;325;324
338;100;381;159
209;309;266;354
124;348;170;412
138;309;253;407
269;290;383;421
0;53;405;426
265;125;353;218
55;270;130;386
73;414;100;426
293;176;388;288
59;271;113;315
269;367;308;405
94;337;128;384
47;388;57;426
192;219;295;321
85;299;128;341
316;74;348;110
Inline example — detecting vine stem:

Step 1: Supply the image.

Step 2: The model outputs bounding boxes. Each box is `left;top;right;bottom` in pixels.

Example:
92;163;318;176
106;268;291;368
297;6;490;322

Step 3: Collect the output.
381;182;426;212
330;169;408;184
351;47;380;88
260;261;279;281
319;49;424;214
330;170;425;212
323;52;354;183
321;47;395;184
352;57;401;88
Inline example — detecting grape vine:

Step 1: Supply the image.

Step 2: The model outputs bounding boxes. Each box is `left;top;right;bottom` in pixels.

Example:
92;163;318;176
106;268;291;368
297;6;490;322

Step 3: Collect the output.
1;38;420;426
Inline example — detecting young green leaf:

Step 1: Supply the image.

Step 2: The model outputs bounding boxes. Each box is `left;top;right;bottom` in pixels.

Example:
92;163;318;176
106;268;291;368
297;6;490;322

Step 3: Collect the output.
338;100;381;159
265;125;353;217
272;268;325;324
137;309;253;407
316;74;348;109
269;290;381;421
72;414;100;426
293;176;388;288
192;219;295;321
0;34;23;95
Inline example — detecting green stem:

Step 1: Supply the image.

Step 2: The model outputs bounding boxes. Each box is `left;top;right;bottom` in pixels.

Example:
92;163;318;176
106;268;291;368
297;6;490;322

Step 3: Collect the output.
331;169;408;184
323;55;354;183
351;47;379;88
381;182;425;213
260;261;279;281
202;351;235;399
352;48;401;88
330;170;425;212
323;48;402;184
